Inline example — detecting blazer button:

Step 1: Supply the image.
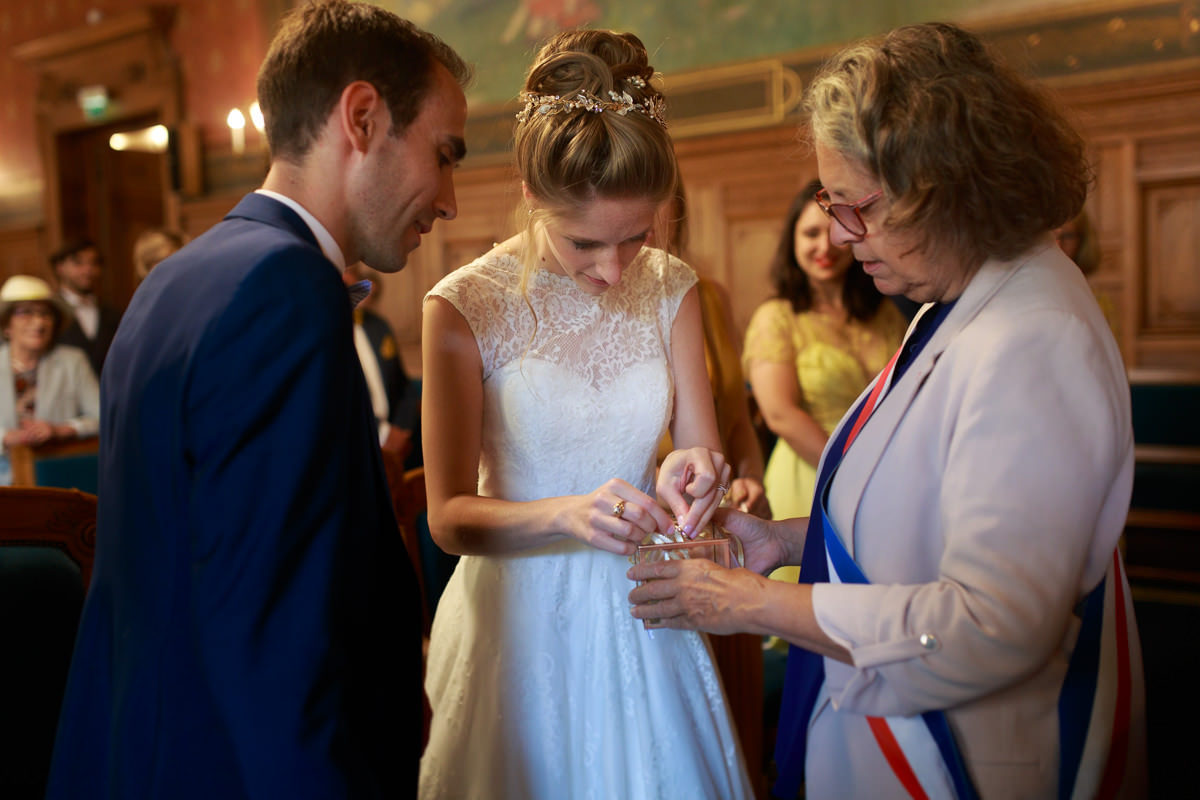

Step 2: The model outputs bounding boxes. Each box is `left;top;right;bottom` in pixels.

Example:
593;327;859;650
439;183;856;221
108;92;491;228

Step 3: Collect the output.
919;632;939;651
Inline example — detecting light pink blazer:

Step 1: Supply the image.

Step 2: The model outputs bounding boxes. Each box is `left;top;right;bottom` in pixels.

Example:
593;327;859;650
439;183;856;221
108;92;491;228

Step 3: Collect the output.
804;235;1147;798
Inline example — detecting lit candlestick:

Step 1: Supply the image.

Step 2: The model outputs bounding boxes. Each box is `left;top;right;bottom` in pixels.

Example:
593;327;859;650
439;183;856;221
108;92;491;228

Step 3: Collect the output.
249;101;265;134
227;108;246;155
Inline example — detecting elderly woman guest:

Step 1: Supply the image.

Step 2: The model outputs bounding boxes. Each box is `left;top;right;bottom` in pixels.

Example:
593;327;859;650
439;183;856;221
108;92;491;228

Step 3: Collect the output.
1;275;100;485
630;22;1145;799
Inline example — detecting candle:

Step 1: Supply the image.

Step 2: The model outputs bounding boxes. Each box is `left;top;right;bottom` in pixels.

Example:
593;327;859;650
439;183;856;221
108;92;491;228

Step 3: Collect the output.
249;101;265;134
227;108;246;155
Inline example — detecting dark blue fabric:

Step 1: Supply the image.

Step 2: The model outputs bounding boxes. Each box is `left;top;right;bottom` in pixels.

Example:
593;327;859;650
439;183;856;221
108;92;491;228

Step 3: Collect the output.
772;301;954;799
1057;574;1108;799
359;310;424;471
46;193;423;799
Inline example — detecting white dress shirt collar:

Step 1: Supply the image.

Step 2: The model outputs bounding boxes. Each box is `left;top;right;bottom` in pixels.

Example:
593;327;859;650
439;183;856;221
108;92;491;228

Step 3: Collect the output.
255;189;346;271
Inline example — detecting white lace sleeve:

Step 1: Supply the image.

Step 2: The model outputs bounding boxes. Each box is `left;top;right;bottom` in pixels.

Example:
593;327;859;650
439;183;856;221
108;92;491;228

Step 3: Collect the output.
644;249;699;363
426;255;535;380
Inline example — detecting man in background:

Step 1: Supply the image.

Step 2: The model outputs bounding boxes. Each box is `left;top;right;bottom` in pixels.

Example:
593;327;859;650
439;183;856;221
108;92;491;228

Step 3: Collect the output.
50;237;121;377
47;1;470;797
345;262;423;471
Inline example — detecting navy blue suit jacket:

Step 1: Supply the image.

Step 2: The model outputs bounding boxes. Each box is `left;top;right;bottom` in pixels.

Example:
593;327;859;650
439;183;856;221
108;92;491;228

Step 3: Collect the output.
47;194;422;799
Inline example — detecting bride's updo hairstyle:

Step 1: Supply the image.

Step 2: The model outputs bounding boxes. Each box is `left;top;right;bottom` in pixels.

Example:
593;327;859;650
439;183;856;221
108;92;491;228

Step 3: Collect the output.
514;30;677;281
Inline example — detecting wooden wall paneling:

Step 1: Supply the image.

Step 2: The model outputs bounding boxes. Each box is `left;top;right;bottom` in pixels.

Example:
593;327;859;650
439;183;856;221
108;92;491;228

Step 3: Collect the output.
1087;141;1128;358
683;182;729;282
14;9;182;255
0;226;46;284
728;218;785;338
673;125;817;339
1118;139;1143;365
1142;182;1200;367
1132;127;1200;367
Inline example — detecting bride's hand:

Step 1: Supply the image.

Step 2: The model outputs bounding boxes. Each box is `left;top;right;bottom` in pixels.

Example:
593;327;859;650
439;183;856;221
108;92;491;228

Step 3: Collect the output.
656;447;732;538
562;479;677;556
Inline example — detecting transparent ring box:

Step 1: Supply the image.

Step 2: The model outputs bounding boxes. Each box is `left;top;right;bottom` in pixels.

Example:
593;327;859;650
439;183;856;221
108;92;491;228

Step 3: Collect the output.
633;525;743;629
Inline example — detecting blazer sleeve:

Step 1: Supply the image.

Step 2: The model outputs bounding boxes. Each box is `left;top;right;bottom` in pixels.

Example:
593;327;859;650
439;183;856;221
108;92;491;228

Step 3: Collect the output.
182;247;381;797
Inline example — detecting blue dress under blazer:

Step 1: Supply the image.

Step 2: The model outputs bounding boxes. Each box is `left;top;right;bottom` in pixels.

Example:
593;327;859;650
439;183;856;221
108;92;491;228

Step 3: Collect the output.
46;193;422;799
788;236;1147;798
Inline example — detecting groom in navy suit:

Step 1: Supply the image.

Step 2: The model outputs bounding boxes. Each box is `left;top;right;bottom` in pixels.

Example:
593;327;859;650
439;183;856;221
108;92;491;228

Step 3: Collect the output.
46;2;470;797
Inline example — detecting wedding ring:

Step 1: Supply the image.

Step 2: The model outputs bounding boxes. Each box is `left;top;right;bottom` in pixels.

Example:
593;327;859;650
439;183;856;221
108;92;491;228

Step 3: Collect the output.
612;500;626;518
716;483;729;495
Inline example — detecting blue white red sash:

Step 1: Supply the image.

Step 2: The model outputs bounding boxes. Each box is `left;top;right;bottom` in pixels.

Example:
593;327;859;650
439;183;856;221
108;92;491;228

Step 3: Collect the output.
823;487;1136;799
1057;549;1137;800
821;479;977;800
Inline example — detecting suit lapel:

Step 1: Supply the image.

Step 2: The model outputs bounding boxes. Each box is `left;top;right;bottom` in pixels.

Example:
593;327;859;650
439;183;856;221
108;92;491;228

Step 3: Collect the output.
830;242;1056;558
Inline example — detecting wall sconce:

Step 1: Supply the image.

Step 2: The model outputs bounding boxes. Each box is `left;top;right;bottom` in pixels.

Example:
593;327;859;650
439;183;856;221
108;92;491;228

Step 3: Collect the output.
109;124;170;153
227;108;246;155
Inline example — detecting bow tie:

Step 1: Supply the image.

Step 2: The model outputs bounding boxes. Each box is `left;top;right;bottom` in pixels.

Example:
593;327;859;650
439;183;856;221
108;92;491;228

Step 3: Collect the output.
347;279;372;308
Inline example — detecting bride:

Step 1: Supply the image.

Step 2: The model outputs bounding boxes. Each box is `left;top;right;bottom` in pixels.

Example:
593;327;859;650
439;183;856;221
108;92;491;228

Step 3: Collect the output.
417;28;753;800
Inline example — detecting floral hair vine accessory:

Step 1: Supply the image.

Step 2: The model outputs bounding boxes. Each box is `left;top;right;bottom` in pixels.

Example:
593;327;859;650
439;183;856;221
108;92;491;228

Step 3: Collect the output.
516;84;668;128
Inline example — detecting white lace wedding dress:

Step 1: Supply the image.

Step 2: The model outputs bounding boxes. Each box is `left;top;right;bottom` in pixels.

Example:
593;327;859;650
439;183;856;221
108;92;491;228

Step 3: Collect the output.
418;247;753;800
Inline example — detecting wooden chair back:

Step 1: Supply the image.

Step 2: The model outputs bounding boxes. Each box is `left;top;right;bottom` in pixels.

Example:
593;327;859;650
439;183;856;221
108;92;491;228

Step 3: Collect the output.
0;486;96;799
0;486;97;587
9;436;101;495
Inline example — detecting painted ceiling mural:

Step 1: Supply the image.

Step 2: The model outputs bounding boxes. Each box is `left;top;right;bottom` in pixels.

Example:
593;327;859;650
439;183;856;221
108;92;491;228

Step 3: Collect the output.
377;0;1097;107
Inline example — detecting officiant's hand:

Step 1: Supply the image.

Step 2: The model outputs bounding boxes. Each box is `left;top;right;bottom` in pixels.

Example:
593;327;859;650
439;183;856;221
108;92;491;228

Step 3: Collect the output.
628;509;848;662
656;446;732;537
626;557;767;635
715;507;805;576
627;509;802;632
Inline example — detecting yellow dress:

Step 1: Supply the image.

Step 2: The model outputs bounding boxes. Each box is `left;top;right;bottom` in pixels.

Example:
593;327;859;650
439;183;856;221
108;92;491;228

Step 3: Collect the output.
743;299;907;580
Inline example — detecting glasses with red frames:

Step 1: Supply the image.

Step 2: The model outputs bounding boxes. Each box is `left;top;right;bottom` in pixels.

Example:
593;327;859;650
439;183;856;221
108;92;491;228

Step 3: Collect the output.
814;188;883;239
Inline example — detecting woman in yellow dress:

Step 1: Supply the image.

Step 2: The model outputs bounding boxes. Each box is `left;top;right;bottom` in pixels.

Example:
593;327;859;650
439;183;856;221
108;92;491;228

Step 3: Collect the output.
743;180;906;581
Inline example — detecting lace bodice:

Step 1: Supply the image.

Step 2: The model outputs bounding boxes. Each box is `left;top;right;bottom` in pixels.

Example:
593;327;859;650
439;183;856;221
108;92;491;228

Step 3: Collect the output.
428;247;696;500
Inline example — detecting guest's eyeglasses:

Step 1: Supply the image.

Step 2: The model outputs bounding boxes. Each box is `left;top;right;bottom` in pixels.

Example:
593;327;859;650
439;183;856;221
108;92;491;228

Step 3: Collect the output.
814;188;883;239
11;305;56;320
